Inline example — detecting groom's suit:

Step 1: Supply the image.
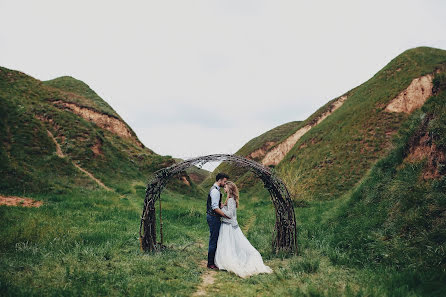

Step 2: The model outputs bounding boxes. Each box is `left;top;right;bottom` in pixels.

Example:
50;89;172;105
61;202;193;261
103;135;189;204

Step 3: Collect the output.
206;182;222;267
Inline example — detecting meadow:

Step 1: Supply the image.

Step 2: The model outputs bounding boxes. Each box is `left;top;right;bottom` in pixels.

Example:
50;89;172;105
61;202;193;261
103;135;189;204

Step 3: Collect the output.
1;181;443;297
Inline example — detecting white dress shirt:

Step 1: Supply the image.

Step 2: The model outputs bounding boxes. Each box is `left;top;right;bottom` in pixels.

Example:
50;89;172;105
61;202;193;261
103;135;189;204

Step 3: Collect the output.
210;182;221;210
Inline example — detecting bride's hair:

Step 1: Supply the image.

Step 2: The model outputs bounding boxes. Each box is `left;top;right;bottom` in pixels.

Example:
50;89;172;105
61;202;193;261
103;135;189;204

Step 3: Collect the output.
225;181;239;208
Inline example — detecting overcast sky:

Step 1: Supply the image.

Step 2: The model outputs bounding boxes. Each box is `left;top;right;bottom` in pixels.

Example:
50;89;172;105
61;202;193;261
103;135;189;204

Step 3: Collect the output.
1;0;446;171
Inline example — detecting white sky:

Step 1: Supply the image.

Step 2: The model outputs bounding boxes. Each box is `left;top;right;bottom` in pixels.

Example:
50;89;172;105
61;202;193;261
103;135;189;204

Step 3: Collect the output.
1;0;446;171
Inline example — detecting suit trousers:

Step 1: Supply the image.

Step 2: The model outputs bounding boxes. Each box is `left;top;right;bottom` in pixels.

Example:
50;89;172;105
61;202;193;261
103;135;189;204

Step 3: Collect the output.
206;213;221;265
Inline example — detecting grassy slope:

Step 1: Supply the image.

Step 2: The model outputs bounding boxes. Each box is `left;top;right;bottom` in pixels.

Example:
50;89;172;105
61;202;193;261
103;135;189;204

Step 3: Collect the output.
173;158;211;184
0;92;98;195
203;121;302;188
277;47;446;201
322;73;446;274
0;67;175;195
43;76;144;144
43;76;120;118
235;121;303;159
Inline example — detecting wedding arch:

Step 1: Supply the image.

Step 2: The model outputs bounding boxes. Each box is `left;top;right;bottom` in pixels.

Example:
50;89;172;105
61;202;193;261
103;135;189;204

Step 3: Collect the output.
139;154;298;254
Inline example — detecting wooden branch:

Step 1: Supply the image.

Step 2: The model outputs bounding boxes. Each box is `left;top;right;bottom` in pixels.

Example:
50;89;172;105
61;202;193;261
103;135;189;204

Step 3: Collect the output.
139;154;298;254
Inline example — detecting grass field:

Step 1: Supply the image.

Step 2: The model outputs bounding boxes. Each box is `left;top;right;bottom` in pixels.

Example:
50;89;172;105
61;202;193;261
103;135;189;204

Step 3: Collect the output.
1;182;444;296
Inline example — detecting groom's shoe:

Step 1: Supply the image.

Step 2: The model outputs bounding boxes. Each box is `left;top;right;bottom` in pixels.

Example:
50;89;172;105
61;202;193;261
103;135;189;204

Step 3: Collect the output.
207;264;219;270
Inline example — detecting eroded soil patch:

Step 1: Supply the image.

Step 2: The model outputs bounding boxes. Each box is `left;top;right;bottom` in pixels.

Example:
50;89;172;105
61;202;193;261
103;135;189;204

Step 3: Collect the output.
385;74;433;113
262;95;347;166
52;100;141;145
0;196;43;207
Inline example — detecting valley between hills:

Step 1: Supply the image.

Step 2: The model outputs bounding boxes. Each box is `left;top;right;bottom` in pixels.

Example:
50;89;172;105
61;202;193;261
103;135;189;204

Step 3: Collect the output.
1;46;446;296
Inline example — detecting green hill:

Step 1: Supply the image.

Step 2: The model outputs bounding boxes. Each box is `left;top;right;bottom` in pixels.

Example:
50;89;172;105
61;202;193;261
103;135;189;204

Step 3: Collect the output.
173;158;211;184
278;47;446;201
324;72;446;272
0;67;189;195
43;76;121;118
211;47;446;203
202;120;302;188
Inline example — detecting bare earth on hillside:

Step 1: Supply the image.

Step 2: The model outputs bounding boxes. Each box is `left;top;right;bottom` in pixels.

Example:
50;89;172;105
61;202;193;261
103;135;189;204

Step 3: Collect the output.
91;138;103;156
247;141;276;160
188;173;203;183
72;163;113;191
180;176;191;186
385;74;433;113
52;100;140;144
0;195;43;207
47;130;65;157
405;131;446;179
193;260;217;296
262;95;348;166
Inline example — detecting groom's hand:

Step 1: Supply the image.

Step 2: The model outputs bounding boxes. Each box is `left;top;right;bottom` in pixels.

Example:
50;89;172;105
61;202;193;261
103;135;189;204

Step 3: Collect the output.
214;208;230;219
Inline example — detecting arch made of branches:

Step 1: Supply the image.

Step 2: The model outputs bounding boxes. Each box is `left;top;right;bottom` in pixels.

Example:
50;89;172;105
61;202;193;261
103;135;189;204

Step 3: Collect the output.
139;154;298;254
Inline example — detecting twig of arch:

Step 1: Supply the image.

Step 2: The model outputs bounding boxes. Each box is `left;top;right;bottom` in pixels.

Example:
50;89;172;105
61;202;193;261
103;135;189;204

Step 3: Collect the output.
139;154;298;254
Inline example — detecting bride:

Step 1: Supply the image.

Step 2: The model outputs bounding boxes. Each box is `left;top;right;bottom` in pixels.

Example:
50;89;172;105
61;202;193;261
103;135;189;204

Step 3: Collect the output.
215;181;273;278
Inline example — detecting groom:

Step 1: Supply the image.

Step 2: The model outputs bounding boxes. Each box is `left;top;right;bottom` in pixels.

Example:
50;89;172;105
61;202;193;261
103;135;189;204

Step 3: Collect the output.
206;172;231;269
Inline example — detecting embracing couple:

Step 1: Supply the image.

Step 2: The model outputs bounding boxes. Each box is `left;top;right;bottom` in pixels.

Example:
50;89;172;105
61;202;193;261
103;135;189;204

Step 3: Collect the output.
206;172;273;278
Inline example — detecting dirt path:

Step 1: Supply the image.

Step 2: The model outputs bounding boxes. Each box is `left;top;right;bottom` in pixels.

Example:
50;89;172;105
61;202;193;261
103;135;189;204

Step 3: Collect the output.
192;213;256;296
47;130;65;157
46;129;112;191
0;195;43;207
193;260;217;296
72;163;112;191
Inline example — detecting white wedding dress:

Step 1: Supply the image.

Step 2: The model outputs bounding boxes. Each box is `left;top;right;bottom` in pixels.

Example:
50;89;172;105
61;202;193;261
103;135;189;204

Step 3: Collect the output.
215;197;273;278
